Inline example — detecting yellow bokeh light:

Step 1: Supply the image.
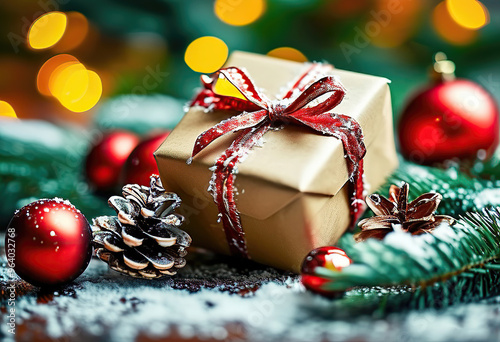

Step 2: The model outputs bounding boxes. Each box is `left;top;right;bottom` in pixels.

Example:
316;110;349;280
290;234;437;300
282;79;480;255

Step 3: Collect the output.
0;101;17;119
214;0;266;26
213;75;246;100
52;12;89;52
267;47;308;62
446;0;489;30
36;54;102;112
28;12;68;50
59;71;102;112
432;1;477;45
37;54;79;96
55;67;90;105
49;62;88;99
185;36;228;73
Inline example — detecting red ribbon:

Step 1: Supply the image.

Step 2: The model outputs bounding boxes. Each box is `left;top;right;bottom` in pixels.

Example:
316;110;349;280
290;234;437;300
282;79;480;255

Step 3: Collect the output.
189;64;366;258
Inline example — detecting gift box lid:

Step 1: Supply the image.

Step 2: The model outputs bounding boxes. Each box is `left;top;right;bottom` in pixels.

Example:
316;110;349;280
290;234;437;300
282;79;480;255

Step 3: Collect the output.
156;51;392;220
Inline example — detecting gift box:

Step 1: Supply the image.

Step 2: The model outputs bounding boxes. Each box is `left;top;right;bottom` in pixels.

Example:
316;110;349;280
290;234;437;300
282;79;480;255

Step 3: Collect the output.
155;51;398;272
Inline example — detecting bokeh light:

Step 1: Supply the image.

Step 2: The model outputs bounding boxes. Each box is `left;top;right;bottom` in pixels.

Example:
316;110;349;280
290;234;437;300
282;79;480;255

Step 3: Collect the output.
432;1;477;45
52;12;89;52
0;101;17;119
446;0;489;30
37;54;103;112
185;37;228;73
28;12;68;50
37;54;79;96
214;0;266;26
59;71;102;113
49;63;89;102
47;62;81;97
213;75;246;100
267;47;308;62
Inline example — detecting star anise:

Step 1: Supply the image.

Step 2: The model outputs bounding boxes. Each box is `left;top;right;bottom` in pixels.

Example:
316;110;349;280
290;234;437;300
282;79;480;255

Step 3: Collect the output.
354;182;455;242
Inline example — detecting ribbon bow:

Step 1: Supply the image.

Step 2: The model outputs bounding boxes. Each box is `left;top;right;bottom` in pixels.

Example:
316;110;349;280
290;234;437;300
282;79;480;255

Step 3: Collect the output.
189;64;366;258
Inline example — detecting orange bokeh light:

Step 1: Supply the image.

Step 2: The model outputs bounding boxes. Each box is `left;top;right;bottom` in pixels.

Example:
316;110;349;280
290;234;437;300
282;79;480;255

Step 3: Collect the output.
37;54;79;96
267;47;308;63
48;62;87;98
432;1;477;45
52;11;89;52
59;70;102;113
37;54;103;113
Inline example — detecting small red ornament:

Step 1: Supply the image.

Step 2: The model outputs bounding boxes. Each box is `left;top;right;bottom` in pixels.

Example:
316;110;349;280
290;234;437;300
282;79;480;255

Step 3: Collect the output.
6;198;93;287
300;246;352;297
121;131;170;187
398;53;499;165
85;131;140;191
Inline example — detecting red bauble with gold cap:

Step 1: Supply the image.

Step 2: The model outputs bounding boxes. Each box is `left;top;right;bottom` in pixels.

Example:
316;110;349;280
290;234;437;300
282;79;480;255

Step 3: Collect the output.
301;246;352;297
398;53;499;165
6;198;92;287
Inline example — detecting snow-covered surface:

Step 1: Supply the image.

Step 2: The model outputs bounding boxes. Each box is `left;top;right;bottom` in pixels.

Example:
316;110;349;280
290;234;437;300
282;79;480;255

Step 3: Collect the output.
1;253;500;342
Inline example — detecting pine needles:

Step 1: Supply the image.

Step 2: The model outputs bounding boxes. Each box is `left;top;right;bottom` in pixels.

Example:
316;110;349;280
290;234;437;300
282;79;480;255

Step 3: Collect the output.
383;160;500;217
314;208;500;313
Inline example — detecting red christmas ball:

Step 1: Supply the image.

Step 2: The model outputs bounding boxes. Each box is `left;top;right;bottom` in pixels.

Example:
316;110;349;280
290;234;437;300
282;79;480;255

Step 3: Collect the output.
399;79;499;165
121;131;170;186
300;246;352;297
6;198;93;287
85;131;140;190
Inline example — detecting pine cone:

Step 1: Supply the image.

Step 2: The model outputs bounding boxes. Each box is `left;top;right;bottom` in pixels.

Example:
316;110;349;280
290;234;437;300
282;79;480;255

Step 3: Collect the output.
355;182;455;242
92;175;192;279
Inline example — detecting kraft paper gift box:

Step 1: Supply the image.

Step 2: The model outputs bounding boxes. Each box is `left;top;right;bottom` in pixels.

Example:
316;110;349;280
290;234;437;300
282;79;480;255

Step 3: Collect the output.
155;51;398;273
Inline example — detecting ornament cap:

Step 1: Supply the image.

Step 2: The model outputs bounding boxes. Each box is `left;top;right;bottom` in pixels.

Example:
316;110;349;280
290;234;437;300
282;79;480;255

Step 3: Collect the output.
431;52;456;83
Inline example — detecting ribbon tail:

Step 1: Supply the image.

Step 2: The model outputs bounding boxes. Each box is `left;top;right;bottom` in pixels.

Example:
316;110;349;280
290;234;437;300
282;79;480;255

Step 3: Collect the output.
190;109;267;159
294;113;366;227
348;158;365;228
209;123;271;258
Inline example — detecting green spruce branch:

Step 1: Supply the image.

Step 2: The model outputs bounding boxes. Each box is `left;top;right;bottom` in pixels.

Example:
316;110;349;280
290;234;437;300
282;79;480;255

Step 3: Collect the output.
314;207;500;312
0;120;112;228
383;160;500;217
